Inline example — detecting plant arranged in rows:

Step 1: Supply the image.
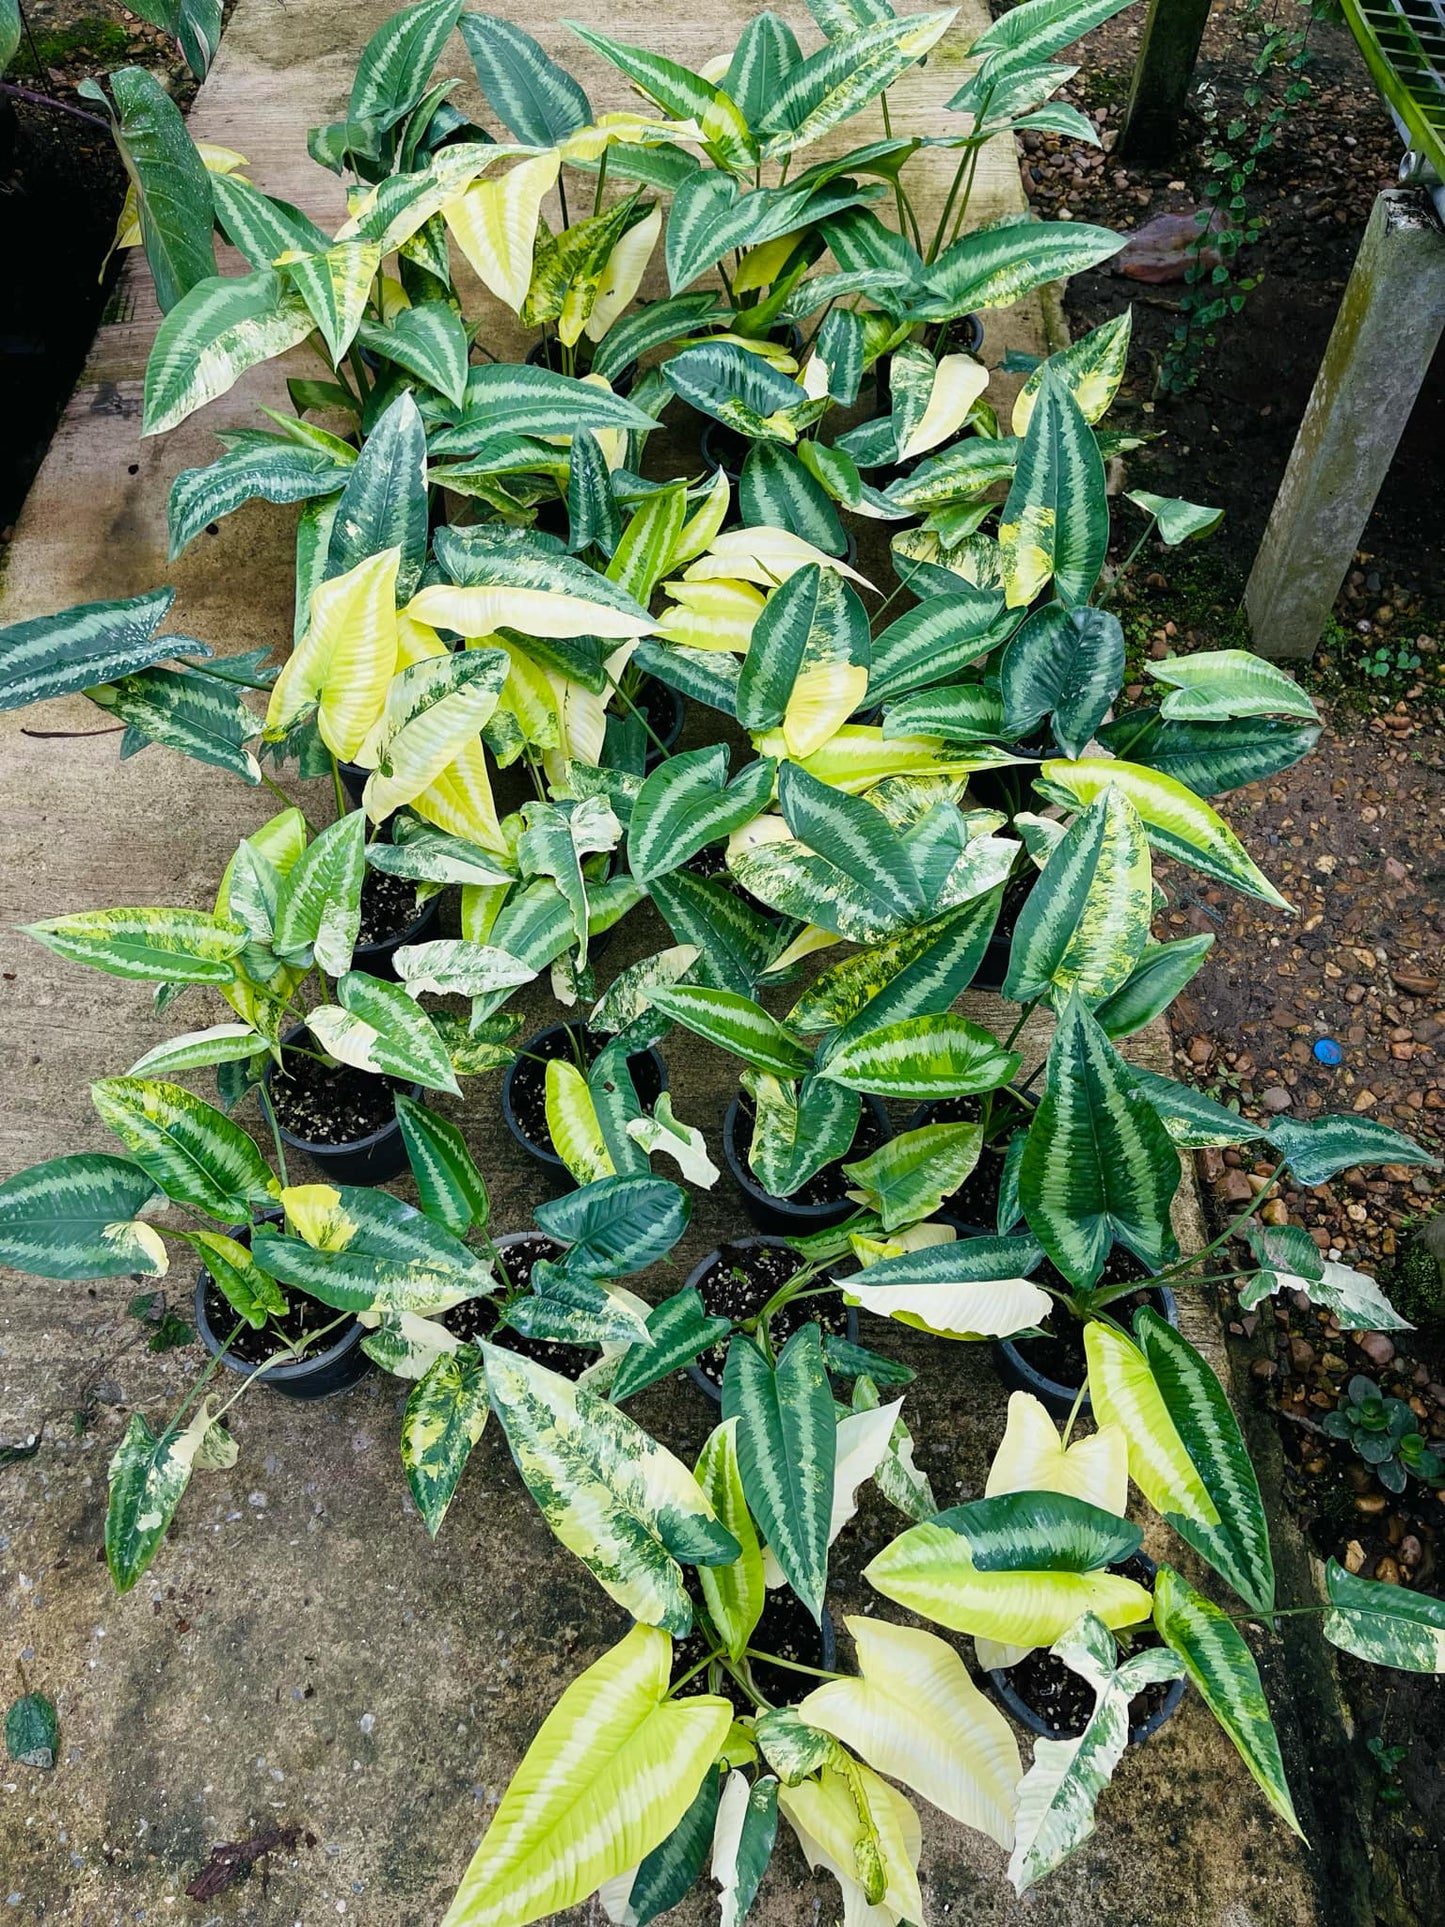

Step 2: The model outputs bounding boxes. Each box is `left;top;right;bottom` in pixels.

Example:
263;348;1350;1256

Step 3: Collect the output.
2;1;1445;1924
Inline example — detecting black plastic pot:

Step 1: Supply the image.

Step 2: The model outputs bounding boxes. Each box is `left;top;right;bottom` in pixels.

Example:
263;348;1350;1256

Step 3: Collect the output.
992;1277;1180;1421
194;1214;372;1401
352;892;441;983
266;1025;421;1185
987;1552;1185;1746
525;336;637;396
443;1230;601;1380
723;1093;891;1236
967;869;1037;996
501;1022;668;1189
684;1236;860;1403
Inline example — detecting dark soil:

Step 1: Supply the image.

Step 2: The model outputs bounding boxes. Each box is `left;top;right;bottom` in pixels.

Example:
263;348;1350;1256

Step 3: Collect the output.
907;1093;1035;1228
1010;1251;1159;1391
440;1233;595;1376
631;676;683;754
1000;1554;1175;1739
690;1240;850;1389
683;841;732;882
507;1025;664;1154
672;1578;831;1713
269;1049;403;1146
0;2;218;534
1029;2;1445;608
355;868;427;949
731;1096;887;1209
202;1277;351;1367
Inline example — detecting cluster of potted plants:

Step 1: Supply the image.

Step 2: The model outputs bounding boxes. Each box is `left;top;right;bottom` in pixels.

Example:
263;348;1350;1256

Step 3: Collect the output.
1;1;1443;1921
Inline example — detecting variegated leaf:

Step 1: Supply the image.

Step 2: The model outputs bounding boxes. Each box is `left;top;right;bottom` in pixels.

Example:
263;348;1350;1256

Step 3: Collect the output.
402;1346;490;1537
998;368;1108;608
1323;1558;1445;1672
1004;788;1151;1005
723;1325;835;1622
308;970;460;1095
90;1076;278;1219
822;1013;1020;1101
695;1418;767;1663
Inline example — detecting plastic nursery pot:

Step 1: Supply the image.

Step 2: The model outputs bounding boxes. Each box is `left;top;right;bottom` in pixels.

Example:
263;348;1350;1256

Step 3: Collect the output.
991;1256;1180;1422
723;1092;891;1236
265;1025;422;1186
524;336;637;396
442;1230;599;1380
351;876;442;983
501;1022;668;1190
683;1237;860;1403
194;1213;371;1401
987;1551;1186;1747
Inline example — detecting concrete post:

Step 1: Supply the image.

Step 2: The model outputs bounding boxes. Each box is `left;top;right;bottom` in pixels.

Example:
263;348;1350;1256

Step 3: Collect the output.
1119;0;1212;164
1245;187;1445;661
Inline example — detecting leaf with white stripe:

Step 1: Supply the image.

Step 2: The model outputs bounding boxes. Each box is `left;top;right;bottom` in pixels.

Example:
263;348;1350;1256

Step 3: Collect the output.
1323;1559;1445;1672
998;368;1109;609
822;1013;1020;1101
743;1070;861;1198
843;1124;982;1233
396;1095;490;1236
0;1154;162;1281
1000;602;1125;757
266;549;399;763
481;1345;740;1634
0;588;199;712
126;1023;268;1078
271;810;366;977
1265;1113;1439;1187
723;1324;835;1622
309;970;460;1095
916;217;1125;322
1019;993;1181;1286
649;984;812;1078
628;747;777;883
1094;933;1214;1040
711;1770;778;1927
458;13;592;145
1147;647;1318;723
142;268;315;437
1004;788;1151;1005
90;1077;278;1219
843;1233;1051;1341
25;905;247;986
79;66;215;312
694;1418;767;1662
1153;1566;1300;1830
759;9;954;156
796;896;1001;1054
1083;1319;1219;1536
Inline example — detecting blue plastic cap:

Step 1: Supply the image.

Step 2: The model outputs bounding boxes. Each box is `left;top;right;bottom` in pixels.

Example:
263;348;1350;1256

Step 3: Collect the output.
1313;1038;1344;1066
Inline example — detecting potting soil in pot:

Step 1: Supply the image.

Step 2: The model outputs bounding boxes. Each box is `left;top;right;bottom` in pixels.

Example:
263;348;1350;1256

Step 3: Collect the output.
202;1279;351;1366
357;868;426;947
1013;1249;1163;1387
442;1234;594;1378
672;1579;830;1712
269;1051;402;1145
691;1242;850;1390
732;1098;887;1208
1002;1552;1175;1736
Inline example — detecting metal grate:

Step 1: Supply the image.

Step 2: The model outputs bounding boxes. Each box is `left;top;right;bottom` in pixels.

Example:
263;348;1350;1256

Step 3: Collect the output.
1343;0;1445;182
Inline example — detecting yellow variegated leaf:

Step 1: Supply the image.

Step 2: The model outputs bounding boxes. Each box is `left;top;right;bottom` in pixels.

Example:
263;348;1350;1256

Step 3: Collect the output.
733;232;798;296
444;149;562;313
781;660;869;761
844;1274;1052;1342
864;1521;1152;1647
779;1763;922;1925
850;1222;957;1265
543;673;607;787
1084;1320;1220;1531
266;548;399;761
695;1419;766;1663
555;111;699;163
545;1059;616;1185
685;526;873;590
898;355;990;462
753;724;1007;795
407;582;656;643
281;1183;357;1250
585;205;662;342
443;1624;732;1927
358;653;510;822
799;1616;1021;1849
986;1392;1129;1516
667;469;732;572
656;578;765;652
412;740;509;852
1012;311;1132;436
768;922;842;972
395;610;447;667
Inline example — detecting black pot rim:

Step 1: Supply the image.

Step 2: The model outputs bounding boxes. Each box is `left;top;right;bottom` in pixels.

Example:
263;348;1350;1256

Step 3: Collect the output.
501;1021;669;1172
986;1552;1185;1747
992;1276;1180;1416
351;891;440;964
682;1235;860;1402
722;1092;891;1226
193;1215;366;1387
267;1024;421;1158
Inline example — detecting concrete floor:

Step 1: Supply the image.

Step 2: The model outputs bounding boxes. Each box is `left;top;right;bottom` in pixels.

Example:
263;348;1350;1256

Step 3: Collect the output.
0;4;1327;1922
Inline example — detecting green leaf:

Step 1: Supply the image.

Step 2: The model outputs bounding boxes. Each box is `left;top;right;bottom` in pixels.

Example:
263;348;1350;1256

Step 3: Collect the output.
1036;758;1291;910
998;368;1108;608
1146;646;1316;724
917;216;1124;321
967;0;1136;67
1019;993;1180;1286
758;758;926;939
309;971;460;1095
349;0;461;133
367;822;515;889
177;1227;286;1328
723;1324;836;1622
628;1765;724;1926
0;588;197;712
253;1184;492;1313
483;1343;738;1632
0;0;20;69
1266;1114;1439;1187
402;1345;490;1537
327;390;429;602
211;171;330;268
271;810;366;977
79;67;215;311
1096;708;1321;797
1241;1223;1412;1332
25;906;247;985
591;291;725;382
105;1403;233;1592
842;1232;1051;1343
1134;1310;1273;1610
357;301;471;408
168;443;350;560
740;446;845;556
535;1174;690;1279
629;747;776;883
650;983;813;1078
649;870;791;998
744;1071;861;1198
664;341;823;445
459;14;592;144
1000;603;1124;756
1154;1566;1301;1830
609;1289;732;1403
1004;788;1151;1005
1323;1558;1445;1672
759;9;954;156
1127;1064;1270;1150
5;1692;58;1771
1093;934;1214;1040
934;1490;1141;1573
442;1624;731;1927
91;1077;278;1219
397;1096;490;1236
736;565;867;745
1126;490;1223;546
0;1154;161;1281
565;24;756;170
1011;311;1132;433
822;1013;1020;1101
865;591;1016;704
844;1123;982;1233
91;662;263;785
695;1419;767;1663
142;268;314;437
712;1769;780;1927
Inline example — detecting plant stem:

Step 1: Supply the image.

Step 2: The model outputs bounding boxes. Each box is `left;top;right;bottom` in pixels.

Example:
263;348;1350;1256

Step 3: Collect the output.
0;79;110;129
592;147;609;218
329;752;348;821
557;172;571;230
668;1645;725;1697
1152;1174;1280;1285
212;1310;354;1422
259;770;316;833
743;1648;844;1682
259;1086;289;1189
1095;517;1158;612
928;148;973;265
163;1321;245;1438
1059;1377;1089;1449
602;667;671;763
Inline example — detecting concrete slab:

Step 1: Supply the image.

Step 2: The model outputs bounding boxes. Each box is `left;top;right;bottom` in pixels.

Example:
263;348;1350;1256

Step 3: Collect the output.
1;4;1323;1922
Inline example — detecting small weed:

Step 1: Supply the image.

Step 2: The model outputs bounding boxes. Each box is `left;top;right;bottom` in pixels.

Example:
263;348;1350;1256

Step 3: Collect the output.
1366;1734;1408;1809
